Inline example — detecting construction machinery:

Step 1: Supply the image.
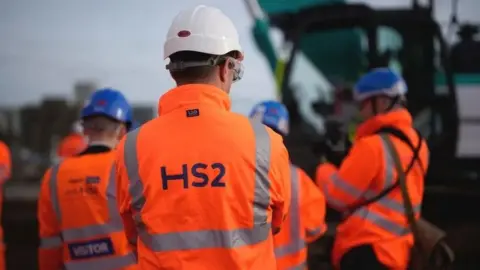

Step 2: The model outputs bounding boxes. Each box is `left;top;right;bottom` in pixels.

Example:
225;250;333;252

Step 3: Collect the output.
246;0;480;268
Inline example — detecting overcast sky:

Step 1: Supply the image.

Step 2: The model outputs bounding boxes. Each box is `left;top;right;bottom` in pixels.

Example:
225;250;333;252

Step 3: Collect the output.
0;0;478;115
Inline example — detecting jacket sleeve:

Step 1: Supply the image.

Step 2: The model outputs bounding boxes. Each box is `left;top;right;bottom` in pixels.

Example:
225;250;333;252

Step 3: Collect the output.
37;168;63;270
298;169;327;243
0;142;11;185
114;138;138;250
268;129;291;233
315;137;380;211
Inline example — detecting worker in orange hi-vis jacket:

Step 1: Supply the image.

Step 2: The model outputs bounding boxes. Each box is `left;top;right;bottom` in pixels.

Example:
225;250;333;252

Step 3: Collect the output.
0;140;11;270
37;88;138;270
56;130;87;159
250;100;327;270
315;68;428;270
114;5;292;270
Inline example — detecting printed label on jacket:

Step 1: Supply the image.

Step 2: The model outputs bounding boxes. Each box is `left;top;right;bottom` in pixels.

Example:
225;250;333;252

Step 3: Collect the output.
68;237;115;260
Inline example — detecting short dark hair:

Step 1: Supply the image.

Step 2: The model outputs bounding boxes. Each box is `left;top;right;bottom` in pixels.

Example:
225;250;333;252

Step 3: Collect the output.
82;115;122;133
168;51;240;84
169;51;219;84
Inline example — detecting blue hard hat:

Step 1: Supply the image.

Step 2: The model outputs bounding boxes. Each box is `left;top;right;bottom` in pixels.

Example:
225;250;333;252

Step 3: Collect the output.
354;68;407;102
249;100;289;136
81;88;133;129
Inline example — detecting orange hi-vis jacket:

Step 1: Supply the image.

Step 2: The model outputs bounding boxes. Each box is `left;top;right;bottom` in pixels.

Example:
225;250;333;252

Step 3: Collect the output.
0;141;11;270
316;109;428;269
115;84;292;270
38;145;137;270
274;164;327;270
57;133;87;158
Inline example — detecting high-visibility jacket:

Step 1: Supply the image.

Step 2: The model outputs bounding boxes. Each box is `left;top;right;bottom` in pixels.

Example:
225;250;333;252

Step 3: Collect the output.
315;109;428;269
115;84;292;270
38;145;137;270
274;164;327;270
0;140;11;270
56;133;87;158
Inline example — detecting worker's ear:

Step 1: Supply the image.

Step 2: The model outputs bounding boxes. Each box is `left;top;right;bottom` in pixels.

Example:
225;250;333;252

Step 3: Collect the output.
116;125;128;140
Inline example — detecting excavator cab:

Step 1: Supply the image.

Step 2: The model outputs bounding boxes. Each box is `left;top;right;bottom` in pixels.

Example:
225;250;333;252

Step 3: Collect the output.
265;3;480;187
249;2;480;266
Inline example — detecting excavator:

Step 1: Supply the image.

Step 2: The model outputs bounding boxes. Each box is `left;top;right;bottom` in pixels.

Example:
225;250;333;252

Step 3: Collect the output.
244;0;480;268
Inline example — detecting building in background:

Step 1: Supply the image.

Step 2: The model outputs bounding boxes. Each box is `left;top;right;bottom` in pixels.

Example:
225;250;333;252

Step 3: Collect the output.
73;80;97;106
0;80;155;183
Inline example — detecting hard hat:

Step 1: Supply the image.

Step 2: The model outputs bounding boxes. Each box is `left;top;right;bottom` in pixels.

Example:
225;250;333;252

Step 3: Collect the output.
81;88;133;129
164;5;243;60
353;68;407;102
249;100;289;136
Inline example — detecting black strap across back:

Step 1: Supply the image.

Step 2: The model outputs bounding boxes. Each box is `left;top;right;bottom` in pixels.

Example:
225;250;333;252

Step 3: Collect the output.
346;126;424;214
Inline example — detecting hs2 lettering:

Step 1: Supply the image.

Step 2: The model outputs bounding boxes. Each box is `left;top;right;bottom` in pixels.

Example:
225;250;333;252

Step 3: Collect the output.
161;163;226;190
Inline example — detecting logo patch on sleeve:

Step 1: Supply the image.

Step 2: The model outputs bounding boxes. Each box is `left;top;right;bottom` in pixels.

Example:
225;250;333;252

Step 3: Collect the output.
68;238;115;260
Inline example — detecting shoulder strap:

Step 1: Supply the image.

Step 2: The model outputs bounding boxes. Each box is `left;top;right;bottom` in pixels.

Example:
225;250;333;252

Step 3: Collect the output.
377;126;425;173
344;126;423;215
380;134;422;244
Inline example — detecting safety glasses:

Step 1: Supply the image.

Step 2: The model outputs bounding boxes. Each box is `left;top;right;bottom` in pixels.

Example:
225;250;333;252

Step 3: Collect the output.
227;57;244;83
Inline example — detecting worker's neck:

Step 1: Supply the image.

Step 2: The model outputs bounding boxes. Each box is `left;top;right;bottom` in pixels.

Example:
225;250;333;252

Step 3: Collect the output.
176;80;224;92
88;137;117;149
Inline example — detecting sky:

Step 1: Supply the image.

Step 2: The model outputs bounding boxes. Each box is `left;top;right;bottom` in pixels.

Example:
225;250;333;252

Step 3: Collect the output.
0;0;479;115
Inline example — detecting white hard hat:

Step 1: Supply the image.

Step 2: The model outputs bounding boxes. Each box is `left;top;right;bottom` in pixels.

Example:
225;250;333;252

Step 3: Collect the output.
164;5;243;60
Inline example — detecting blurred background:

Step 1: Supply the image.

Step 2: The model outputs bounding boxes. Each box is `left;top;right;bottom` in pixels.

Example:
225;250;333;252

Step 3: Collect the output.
2;0;480;269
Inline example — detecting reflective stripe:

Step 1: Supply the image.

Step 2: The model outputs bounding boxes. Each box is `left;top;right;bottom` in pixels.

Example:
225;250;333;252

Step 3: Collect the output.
49;164;62;223
64;252;137;270
48;162;137;269
275;165;304;258
306;226;324;238
322;135;421;236
40;236;62;249
123;120;273;251
49;165;126;241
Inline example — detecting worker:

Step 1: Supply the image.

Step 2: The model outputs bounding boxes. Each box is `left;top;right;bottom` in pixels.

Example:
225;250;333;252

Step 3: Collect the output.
315;68;428;270
56;125;87;159
0;140;11;270
37;88;138;270
250;100;327;270
114;5;291;269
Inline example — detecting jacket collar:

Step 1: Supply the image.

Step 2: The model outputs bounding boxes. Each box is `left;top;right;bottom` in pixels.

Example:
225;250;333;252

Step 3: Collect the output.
158;84;231;116
355;108;413;140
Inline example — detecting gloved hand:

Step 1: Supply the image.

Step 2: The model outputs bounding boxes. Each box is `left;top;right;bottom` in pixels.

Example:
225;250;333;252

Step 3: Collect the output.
323;119;349;166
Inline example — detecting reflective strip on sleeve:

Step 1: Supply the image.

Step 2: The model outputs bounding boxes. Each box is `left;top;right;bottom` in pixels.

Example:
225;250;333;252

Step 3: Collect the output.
64;252;137;270
123;120;273;251
275;165;305;258
49;165;126;242
40;236;62;249
306;226;325;238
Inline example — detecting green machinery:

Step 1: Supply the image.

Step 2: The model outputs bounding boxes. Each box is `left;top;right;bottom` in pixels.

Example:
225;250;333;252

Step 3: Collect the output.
246;0;480;189
246;1;480;266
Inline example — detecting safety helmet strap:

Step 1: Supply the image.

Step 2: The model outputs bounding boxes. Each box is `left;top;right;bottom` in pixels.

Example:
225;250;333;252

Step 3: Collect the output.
167;55;243;82
365;95;402;116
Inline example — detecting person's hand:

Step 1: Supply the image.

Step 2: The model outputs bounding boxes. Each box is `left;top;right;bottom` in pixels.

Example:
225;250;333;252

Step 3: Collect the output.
323;119;349;166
